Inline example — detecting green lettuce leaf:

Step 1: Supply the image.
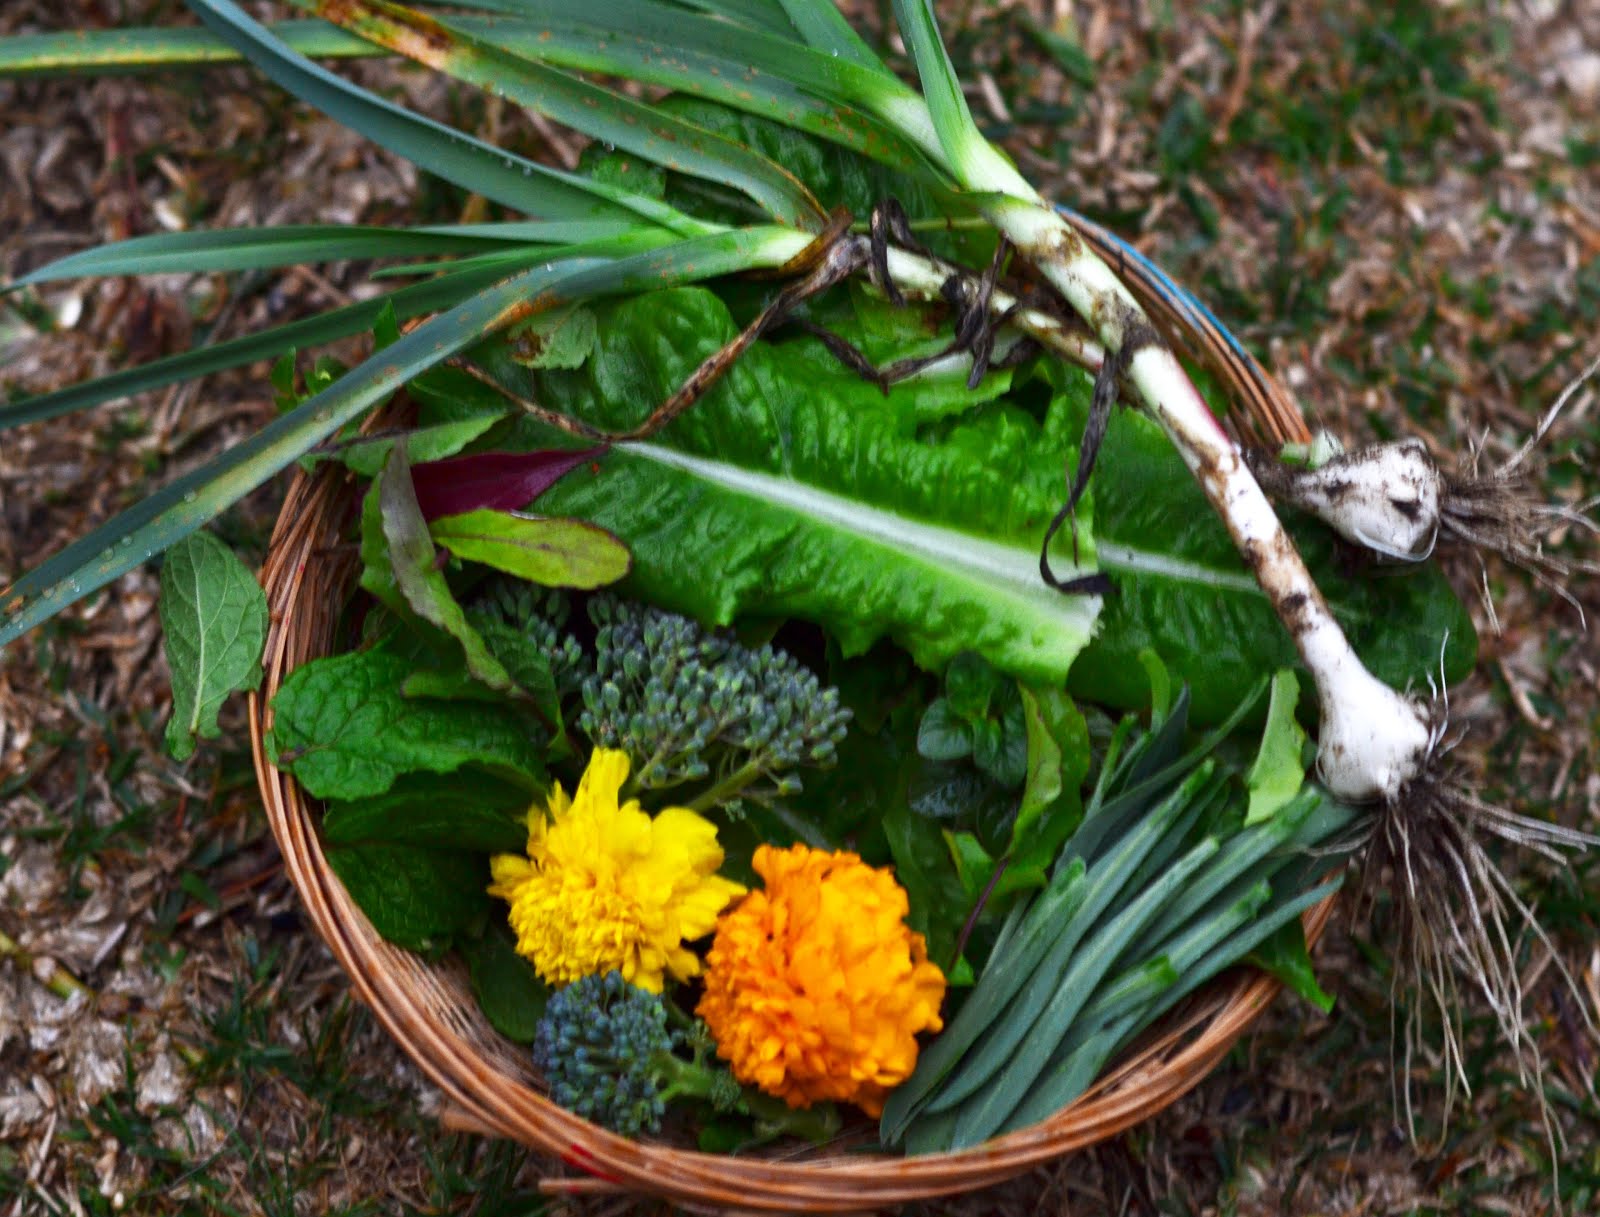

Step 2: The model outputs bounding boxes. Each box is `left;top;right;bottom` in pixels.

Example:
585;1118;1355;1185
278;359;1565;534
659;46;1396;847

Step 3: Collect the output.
516;287;1104;684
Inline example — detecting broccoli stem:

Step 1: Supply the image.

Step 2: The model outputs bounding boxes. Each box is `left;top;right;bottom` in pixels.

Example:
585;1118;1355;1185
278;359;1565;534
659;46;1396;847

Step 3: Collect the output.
652;1050;739;1110
688;758;767;813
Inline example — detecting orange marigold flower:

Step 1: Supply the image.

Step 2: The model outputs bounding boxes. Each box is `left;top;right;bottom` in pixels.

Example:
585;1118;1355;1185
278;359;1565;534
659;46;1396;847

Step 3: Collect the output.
696;843;947;1117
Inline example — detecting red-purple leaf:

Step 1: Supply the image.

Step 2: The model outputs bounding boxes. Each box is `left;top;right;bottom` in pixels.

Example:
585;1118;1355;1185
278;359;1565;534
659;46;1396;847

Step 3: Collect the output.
411;447;605;522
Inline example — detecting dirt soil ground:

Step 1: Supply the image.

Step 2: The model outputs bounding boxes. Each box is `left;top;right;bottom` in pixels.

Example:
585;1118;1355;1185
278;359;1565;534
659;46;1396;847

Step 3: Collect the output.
2;1;1599;1214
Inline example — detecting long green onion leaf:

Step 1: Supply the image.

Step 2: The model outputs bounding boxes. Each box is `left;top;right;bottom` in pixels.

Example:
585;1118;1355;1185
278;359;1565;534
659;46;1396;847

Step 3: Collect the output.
297;0;828;231
0;225;809;645
0;20;376;75
186;0;706;234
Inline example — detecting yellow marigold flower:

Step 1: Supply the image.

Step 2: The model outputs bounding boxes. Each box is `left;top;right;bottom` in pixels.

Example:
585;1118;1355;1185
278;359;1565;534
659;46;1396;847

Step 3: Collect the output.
696;843;947;1117
487;748;744;993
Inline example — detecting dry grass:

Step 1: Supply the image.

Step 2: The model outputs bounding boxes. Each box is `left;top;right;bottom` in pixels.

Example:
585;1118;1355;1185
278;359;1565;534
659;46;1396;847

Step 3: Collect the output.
3;1;1599;1214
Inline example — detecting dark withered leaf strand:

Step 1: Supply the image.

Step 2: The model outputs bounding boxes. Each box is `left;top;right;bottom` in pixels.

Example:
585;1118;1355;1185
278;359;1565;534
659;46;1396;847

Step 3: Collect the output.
579;596;851;792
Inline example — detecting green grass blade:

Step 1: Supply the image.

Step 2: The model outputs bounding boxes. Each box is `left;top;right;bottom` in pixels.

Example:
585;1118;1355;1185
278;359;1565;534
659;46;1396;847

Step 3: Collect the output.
997;1010;1144;1135
923;763;1215;1117
0;224;808;647
184;0;701;233
4;222;644;290
878;858;1088;1141
772;0;886;72
3;222;685;428
0;20;377;76
303;0;827;230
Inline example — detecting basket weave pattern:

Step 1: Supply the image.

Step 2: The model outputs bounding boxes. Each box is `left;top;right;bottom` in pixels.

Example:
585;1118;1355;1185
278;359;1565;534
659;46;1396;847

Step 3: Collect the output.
249;279;1331;1210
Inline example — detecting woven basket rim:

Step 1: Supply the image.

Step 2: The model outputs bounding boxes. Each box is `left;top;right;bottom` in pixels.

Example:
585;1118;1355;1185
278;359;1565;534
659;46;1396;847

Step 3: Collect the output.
248;252;1329;1210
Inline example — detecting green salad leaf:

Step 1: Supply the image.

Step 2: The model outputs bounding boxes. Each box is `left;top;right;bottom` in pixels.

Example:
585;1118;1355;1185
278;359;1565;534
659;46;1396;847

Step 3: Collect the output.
324;840;491;953
1037;366;1478;722
505;287;1105;684
1245;669;1308;824
266;645;547;800
158;529;269;761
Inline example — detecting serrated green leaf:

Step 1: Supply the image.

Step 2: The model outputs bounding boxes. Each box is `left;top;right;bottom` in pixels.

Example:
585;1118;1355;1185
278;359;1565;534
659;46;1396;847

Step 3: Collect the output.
428;511;631;591
266;646;546;800
1040;367;1478;723
1245;669;1307;825
324;840;490;952
322;772;530;853
158;531;268;761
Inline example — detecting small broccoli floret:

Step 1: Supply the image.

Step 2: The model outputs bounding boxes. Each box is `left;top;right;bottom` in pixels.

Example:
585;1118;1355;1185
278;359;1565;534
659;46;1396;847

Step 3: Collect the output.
532;972;741;1138
469;579;586;694
578;596;852;803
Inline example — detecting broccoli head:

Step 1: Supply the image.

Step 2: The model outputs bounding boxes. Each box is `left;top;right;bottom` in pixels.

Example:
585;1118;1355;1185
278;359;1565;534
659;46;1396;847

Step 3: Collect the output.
532;971;741;1138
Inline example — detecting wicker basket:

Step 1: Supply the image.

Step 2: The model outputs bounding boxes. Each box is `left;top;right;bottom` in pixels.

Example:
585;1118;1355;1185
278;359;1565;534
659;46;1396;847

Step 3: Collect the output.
248;241;1331;1211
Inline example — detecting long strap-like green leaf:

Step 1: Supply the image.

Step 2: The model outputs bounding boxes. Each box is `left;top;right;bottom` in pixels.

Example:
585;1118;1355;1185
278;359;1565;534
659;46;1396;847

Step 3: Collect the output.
298;0;826;231
0;226;806;646
0;20;375;75
184;0;704;235
1;251;562;430
4;220;647;290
